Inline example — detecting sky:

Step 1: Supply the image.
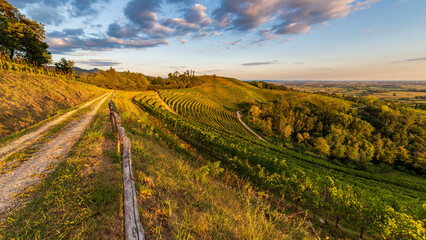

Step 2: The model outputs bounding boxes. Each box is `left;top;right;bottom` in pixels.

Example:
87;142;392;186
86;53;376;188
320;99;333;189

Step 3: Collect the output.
10;0;426;80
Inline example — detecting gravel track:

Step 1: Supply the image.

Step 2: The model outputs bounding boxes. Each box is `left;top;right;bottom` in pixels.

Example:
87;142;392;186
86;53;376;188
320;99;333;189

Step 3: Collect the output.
236;111;268;142
0;93;109;162
0;93;111;216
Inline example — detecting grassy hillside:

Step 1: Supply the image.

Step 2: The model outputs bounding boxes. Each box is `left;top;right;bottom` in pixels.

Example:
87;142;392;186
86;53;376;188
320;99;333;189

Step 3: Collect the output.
0;71;105;138
136;76;425;239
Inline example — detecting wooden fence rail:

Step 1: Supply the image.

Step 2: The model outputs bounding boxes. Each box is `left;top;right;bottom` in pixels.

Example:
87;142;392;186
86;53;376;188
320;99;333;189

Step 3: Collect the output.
108;96;145;240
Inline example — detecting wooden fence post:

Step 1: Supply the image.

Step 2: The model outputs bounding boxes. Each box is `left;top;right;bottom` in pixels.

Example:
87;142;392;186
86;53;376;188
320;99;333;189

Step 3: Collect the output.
108;96;145;240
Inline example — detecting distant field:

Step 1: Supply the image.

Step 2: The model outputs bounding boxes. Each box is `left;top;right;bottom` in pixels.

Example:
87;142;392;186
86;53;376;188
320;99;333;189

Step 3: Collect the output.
277;80;426;104
370;91;426;102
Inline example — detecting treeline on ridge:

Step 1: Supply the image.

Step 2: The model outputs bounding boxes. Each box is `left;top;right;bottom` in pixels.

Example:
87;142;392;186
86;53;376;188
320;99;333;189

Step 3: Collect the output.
249;81;293;91
76;68;203;91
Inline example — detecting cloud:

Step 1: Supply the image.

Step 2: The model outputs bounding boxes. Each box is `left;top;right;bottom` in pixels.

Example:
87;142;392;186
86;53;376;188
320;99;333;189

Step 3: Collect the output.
13;0;382;54
46;29;169;53
71;0;111;17
10;0;110;21
252;29;279;43
365;29;373;33
242;60;279;66
26;6;64;25
203;69;224;73
353;0;380;11
406;58;426;62
312;68;333;71
162;18;200;33
185;4;212;26
213;0;378;36
109;1;213;41
76;59;122;67
165;66;187;69
49;28;84;38
107;23;140;38
213;0;279;31
123;0;171;36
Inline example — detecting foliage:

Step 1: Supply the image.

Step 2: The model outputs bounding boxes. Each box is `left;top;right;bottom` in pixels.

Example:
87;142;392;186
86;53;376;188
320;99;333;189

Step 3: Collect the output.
77;68;203;91
246;95;425;172
249;81;293;91
54;57;74;74
0;0;51;64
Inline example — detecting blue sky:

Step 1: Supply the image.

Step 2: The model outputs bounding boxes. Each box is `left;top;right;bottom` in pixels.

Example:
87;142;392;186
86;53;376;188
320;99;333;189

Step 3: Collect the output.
11;0;426;80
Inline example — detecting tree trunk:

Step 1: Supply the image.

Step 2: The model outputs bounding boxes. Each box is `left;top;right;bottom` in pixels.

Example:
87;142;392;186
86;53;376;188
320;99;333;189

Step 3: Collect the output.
295;199;301;212
335;217;340;228
313;208;317;219
360;228;364;239
325;212;329;224
9;49;14;60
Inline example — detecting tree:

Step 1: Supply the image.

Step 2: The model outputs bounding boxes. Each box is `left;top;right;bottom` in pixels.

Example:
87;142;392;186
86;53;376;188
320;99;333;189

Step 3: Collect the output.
54;58;75;74
314;137;330;156
0;0;51;64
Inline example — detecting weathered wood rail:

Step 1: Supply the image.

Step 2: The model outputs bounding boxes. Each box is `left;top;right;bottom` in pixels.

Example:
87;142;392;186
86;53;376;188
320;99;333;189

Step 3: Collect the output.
108;95;145;240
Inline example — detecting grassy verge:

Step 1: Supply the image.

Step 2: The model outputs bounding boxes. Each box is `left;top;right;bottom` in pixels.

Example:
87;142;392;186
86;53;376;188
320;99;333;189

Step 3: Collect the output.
0;100;123;239
0;70;106;138
113;91;315;239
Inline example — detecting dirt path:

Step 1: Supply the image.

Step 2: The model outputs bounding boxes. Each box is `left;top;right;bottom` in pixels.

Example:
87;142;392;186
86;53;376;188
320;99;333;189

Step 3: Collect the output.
236;111;268;143
0;93;111;216
0;93;109;162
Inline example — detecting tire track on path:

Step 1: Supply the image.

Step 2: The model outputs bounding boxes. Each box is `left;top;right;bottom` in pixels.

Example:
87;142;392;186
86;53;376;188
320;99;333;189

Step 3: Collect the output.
0;93;111;216
0;93;109;162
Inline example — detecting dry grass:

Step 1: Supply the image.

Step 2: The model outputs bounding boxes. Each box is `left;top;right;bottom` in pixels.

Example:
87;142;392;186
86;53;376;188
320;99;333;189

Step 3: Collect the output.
0;71;105;138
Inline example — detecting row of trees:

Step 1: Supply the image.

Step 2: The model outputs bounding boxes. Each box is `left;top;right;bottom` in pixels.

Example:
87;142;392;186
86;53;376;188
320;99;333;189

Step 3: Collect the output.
0;0;51;64
249;81;293;91
246;95;425;172
77;68;203;91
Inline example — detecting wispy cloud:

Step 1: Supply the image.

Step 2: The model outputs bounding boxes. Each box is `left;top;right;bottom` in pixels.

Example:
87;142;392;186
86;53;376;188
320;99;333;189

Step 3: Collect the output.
242;60;278;66
76;59;121;67
406;58;426;62
353;0;381;12
165;66;187;69
312;68;333;71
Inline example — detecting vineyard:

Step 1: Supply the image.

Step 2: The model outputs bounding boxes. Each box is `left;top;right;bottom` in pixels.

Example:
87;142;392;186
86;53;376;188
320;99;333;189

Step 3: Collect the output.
134;76;426;239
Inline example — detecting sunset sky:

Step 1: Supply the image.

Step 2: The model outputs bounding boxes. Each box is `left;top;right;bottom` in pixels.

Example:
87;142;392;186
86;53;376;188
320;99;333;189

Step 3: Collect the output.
10;0;426;80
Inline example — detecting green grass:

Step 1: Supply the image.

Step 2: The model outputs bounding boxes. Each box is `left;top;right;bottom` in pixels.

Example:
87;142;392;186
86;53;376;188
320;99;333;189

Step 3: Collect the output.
0;100;123;239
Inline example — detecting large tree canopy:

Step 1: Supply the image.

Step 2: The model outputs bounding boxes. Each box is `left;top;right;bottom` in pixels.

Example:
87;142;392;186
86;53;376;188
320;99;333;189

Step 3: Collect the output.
0;0;51;64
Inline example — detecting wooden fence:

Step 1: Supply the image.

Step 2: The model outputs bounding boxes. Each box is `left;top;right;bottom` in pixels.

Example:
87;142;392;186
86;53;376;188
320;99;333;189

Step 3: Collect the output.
108;96;145;240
